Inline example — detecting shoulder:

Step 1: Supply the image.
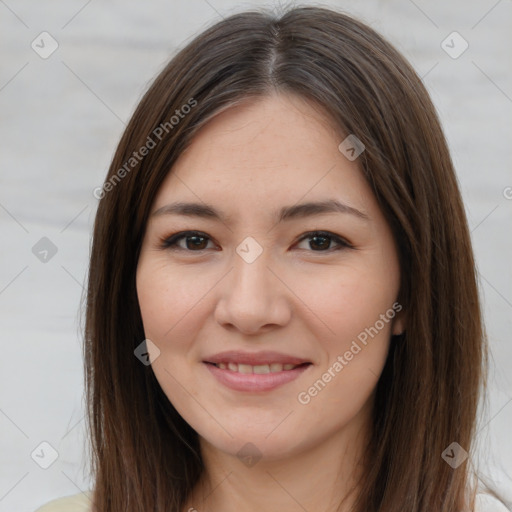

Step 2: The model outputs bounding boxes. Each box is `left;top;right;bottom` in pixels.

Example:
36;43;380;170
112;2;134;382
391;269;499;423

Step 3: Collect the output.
474;493;510;512
34;491;93;512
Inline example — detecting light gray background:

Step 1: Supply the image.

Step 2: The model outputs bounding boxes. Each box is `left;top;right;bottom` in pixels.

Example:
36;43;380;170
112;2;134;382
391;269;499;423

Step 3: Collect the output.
1;1;511;510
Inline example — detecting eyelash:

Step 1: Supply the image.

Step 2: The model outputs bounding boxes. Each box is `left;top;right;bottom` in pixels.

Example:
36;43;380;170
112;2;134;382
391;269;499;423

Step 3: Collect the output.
159;230;353;253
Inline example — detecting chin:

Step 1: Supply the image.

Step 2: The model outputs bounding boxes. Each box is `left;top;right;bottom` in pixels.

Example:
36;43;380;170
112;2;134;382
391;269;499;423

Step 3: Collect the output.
198;420;318;464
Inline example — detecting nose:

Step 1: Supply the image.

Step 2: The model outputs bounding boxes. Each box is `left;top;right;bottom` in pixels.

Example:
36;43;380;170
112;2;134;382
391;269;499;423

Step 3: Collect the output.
214;246;292;335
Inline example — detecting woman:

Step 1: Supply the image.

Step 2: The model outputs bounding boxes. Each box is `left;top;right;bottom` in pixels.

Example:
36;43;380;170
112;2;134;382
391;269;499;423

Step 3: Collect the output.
36;5;508;512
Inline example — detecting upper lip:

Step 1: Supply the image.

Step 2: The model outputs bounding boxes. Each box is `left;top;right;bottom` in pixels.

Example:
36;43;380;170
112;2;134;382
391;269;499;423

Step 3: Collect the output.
204;350;310;366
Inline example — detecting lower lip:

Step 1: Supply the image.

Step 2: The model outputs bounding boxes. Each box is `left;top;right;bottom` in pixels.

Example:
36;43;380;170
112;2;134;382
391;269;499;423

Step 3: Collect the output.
204;362;311;392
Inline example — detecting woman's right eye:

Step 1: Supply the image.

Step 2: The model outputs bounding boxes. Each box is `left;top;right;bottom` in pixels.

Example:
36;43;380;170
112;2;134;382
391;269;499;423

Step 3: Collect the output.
160;231;216;251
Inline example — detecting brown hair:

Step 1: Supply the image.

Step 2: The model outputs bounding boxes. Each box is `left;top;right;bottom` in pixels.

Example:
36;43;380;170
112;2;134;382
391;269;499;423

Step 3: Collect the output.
84;6;488;511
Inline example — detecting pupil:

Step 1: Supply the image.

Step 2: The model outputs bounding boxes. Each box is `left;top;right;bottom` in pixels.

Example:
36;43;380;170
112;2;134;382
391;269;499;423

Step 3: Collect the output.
187;236;207;250
311;235;329;250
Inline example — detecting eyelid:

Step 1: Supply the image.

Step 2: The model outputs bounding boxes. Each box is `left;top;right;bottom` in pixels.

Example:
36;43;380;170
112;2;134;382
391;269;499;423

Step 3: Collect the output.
159;230;353;252
294;230;353;250
159;230;217;250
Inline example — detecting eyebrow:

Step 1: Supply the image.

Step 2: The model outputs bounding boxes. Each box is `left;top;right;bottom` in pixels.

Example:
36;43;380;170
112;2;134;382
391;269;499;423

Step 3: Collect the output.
151;199;369;223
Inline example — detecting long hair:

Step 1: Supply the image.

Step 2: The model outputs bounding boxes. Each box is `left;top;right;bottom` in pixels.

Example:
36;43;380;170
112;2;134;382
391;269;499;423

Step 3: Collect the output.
84;6;487;511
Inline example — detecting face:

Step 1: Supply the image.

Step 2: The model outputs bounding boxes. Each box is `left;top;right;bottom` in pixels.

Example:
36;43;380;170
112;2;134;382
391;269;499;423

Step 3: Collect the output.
136;93;404;462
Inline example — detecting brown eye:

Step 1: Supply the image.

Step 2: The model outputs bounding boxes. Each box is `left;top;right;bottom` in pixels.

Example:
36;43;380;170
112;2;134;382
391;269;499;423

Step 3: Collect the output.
184;235;209;250
161;231;214;251
309;234;331;251
295;231;351;252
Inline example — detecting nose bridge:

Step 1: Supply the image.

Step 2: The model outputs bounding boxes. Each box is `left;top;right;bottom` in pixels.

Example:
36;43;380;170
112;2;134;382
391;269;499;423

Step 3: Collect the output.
230;236;275;300
214;235;290;332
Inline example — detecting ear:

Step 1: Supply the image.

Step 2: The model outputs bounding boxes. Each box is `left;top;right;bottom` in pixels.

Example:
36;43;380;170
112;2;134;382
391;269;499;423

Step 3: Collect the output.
391;306;406;336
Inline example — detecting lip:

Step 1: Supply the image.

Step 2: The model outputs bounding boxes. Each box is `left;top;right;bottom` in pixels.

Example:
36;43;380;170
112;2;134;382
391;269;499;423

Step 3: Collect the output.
204;362;311;392
203;350;310;366
203;350;312;392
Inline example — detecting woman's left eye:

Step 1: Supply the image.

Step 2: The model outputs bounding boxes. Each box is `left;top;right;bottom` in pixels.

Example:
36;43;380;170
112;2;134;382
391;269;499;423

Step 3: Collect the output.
159;230;352;252
295;231;352;252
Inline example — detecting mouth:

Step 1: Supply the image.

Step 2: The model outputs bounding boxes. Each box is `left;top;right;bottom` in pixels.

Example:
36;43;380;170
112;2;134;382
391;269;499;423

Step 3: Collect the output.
202;351;312;392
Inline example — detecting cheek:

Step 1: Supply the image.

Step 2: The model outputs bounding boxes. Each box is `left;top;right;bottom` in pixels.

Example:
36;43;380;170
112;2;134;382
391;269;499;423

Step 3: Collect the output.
291;257;398;405
293;258;399;348
136;259;212;344
136;260;211;413
292;292;394;443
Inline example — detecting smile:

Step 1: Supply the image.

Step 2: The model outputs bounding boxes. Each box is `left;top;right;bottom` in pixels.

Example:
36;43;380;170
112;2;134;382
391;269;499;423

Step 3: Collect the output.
204;361;312;392
210;362;304;373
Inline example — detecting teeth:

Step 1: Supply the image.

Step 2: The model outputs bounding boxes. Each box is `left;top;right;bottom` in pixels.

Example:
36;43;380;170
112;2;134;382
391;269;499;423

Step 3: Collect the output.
253;364;270;374
213;362;302;373
238;364;253;374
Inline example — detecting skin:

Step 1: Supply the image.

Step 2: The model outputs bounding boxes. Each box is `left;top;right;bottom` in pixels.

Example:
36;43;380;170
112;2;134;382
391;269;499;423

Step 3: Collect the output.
136;92;405;512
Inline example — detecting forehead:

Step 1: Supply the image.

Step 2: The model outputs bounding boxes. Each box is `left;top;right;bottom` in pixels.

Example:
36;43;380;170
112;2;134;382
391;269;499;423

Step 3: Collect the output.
152;93;372;214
